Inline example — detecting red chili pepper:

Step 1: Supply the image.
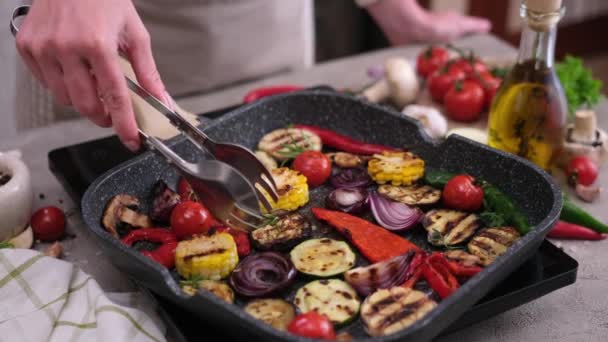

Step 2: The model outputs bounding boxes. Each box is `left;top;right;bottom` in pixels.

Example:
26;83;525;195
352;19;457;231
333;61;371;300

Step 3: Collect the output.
242;85;304;103
294;125;399;155
421;253;459;299
214;226;251;257
121;228;178;268
401;252;426;288
548;220;606;240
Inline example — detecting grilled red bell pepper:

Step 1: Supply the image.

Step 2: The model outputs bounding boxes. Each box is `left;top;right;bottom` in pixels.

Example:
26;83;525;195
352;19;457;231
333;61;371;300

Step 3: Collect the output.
421;253;459;299
441;253;483;278
294;124;399;155
548;220;606;240
214;226;251;257
311;207;419;263
402;251;426;288
121;228;178;268
243;85;304;103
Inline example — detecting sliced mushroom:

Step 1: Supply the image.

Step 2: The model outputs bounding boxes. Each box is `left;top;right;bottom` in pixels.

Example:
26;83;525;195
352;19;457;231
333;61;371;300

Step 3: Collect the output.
102;194;152;238
8;226;33;249
150;180;180;223
325;152;370;168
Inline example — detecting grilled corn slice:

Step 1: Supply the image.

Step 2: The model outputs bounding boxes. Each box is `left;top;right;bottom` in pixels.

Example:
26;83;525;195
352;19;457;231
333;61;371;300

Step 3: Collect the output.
175;233;239;280
378;184;441;205
423;209;481;246
259;167;309;212
468;227;521;266
368;152;425;186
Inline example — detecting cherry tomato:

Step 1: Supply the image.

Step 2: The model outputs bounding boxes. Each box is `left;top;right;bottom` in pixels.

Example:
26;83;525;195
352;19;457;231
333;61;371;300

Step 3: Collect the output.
449;57;488;76
416;46;449;78
292;151;332;187
444;80;485;122
31;206;66;241
470;72;502;108
170;201;214;239
566;156;599;186
427;68;466;103
177;177;199;202
287;312;336;340
442;175;484;212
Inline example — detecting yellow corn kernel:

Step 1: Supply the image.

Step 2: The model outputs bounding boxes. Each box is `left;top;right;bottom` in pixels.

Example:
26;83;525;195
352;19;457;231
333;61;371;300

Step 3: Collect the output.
368;151;425;186
175;233;238;280
259;167;309;212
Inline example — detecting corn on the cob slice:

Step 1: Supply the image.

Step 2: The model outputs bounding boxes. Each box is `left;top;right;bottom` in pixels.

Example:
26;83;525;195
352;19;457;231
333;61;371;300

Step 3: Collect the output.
175;233;239;280
259;167;309;212
368;151;425;186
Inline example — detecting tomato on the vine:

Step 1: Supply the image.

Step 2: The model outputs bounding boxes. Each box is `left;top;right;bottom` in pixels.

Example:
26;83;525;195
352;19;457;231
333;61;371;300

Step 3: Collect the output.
449;57;488;76
293;151;332;187
444;80;485;122
470;71;502;108
416;46;449;78
287;312;336;340
566;156;599;186
170;201;214;239
442;175;484;212
31;206;66;241
428;68;466;103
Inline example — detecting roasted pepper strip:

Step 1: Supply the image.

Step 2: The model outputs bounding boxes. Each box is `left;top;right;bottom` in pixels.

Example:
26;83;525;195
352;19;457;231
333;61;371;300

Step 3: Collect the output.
121;228;178;268
441;255;483;277
401;252;426;288
242;85;304;103
548;220;606;240
214;226;251;256
311;208;419;263
295;124;399;155
421;253;459;299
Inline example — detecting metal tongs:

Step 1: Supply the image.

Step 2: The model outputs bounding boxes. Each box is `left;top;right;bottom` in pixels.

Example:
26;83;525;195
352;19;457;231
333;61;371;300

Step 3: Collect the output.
10;5;278;231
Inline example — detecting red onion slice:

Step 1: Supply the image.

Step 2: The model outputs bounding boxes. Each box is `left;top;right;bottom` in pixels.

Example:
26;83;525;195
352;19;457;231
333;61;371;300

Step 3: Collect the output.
325;187;369;214
370;192;422;231
330;168;372;189
229;252;297;297
344;251;415;296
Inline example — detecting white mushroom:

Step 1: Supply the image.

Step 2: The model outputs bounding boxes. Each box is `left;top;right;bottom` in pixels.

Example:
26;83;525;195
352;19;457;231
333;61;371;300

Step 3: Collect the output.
8;226;33;249
362;58;419;107
401;105;448;139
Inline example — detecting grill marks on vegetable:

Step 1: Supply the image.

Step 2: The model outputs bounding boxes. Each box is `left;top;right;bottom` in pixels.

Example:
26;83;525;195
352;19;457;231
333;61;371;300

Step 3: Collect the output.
244;299;295;331
258;128;322;160
294;279;360;325
252;213;311;251
361;287;437;337
290;238;356;277
468;227;520;266
378;184;441;205
423;209;481;246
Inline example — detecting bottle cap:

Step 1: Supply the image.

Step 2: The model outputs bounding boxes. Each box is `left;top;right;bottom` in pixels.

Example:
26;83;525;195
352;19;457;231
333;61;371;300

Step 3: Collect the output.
524;0;563;13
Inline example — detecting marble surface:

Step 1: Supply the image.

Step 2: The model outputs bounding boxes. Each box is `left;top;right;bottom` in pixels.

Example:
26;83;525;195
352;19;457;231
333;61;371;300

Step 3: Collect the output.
1;34;607;341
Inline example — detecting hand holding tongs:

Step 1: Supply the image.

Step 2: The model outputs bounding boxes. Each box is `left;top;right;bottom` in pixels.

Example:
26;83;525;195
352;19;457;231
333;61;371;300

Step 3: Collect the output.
10;5;278;231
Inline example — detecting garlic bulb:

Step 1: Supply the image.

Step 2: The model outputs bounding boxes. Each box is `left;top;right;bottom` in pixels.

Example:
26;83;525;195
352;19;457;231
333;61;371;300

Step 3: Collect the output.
401;105;448;139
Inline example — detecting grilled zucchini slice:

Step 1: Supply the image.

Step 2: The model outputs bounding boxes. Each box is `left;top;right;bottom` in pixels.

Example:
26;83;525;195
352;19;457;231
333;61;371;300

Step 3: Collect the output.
326;152;369;168
290;238;356;277
422;209;481;246
294;279;360;325
468;227;521;266
181;280;235;304
252;213;311;251
361;287;437;337
244;299;295;331
444;250;483;268
258;128;322;161
378;184;441;206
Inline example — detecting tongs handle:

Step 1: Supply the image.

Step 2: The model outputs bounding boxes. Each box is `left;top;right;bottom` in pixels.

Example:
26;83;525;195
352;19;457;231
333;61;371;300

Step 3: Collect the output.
10;5;211;151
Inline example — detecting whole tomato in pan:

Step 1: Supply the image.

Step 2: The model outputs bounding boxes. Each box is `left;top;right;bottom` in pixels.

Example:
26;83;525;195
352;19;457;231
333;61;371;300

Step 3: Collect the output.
442;175;484;212
288;312;336;340
170;201;213;239
293;151;332;187
416;46;449;78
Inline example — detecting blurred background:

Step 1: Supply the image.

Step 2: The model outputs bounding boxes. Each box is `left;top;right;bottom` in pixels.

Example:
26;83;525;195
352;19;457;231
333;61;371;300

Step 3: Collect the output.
1;0;607;137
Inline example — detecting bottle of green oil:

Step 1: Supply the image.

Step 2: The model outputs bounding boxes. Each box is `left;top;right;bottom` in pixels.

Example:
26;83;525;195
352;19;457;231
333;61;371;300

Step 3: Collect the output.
487;0;568;170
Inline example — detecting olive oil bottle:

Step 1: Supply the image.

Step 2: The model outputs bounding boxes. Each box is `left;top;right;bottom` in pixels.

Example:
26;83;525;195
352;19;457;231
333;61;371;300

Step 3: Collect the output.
487;0;568;170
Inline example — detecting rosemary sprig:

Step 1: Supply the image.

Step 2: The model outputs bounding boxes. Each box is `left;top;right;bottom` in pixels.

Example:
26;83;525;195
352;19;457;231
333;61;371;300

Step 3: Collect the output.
260;213;280;227
180;274;204;289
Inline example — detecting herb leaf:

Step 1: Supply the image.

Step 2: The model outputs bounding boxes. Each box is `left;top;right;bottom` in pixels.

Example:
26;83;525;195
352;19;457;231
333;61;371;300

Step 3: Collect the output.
556;55;603;116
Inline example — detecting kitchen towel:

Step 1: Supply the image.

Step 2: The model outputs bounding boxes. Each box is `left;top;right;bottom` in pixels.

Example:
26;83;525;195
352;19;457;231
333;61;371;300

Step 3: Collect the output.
0;248;166;342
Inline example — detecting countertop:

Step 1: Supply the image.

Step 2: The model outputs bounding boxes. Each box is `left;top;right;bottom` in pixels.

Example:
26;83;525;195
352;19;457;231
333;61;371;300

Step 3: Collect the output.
1;34;607;342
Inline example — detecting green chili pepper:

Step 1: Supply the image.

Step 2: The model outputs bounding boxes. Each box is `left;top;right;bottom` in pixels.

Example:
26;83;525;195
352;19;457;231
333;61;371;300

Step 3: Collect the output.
482;184;531;235
561;194;608;234
424;170;456;188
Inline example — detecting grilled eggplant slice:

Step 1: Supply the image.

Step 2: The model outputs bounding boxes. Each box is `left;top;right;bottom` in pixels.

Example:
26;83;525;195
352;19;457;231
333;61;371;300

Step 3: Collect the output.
102;194;152;238
290;238;356;277
244;299;295;331
258;128;322;161
361;287;437;337
468;227;521;266
444;250;483;268
181;280;235;304
252;213;311;251
422;209;480;246
326;152;369;168
378;184;441;206
150;180;180;223
294;279;360;325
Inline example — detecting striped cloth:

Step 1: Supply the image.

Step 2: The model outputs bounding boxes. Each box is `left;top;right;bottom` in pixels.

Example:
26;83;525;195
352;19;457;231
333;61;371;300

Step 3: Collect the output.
0;249;166;342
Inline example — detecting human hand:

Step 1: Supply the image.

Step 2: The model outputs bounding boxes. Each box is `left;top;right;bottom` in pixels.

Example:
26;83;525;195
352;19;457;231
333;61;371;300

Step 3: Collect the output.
15;0;166;151
367;0;491;46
